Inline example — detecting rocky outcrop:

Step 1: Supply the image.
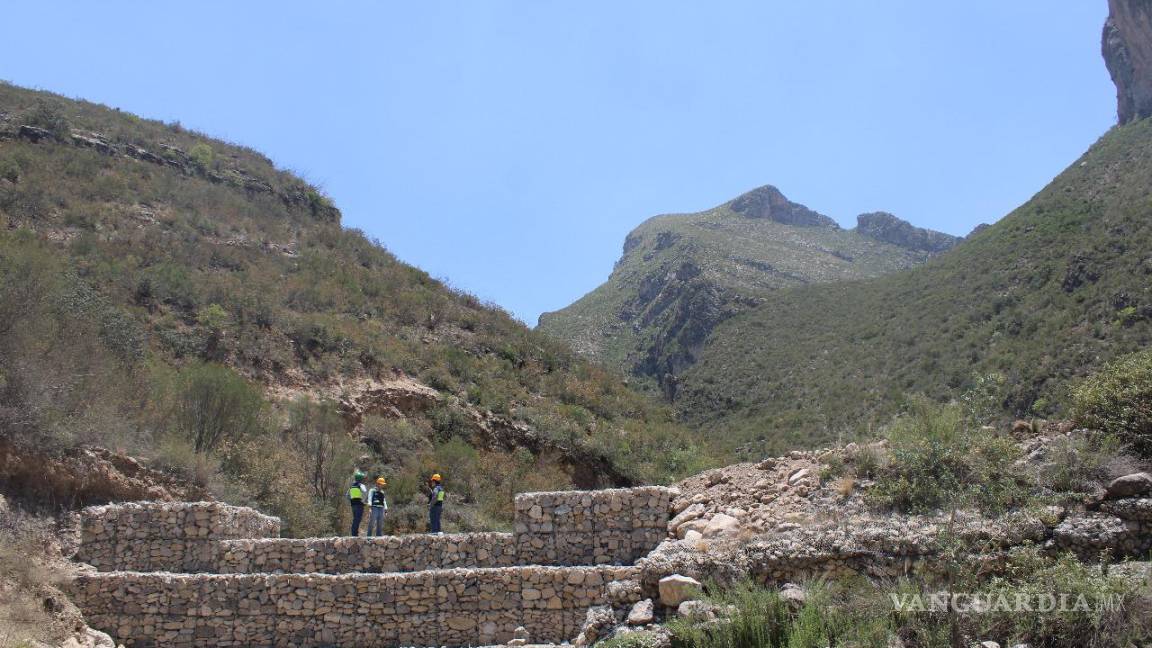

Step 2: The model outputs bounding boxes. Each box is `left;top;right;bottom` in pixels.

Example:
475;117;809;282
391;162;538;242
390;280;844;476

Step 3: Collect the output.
0;443;208;508
727;185;839;228
854;212;960;254
1104;0;1152;123
0;114;340;223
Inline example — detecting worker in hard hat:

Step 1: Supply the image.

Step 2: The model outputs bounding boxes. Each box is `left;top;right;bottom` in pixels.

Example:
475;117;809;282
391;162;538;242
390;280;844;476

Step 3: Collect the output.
427;473;445;534
366;477;389;537
348;470;368;536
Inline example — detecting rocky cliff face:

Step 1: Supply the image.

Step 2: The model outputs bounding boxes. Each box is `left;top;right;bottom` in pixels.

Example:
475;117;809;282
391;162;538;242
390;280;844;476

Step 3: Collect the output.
853;211;960;254
1104;0;1152;123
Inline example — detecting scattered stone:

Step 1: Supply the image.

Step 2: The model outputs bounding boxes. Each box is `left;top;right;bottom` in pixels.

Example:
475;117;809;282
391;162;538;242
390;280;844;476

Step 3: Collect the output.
658;574;703;607
780;583;807;608
703;513;741;538
606;579;643;605
677;599;717;622
627;598;655;625
574;605;618;646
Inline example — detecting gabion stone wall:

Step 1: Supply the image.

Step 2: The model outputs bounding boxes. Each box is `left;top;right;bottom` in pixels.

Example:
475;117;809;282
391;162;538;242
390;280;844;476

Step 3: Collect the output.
70;565;641;648
77;502;280;572
216;532;517;574
514;486;677;566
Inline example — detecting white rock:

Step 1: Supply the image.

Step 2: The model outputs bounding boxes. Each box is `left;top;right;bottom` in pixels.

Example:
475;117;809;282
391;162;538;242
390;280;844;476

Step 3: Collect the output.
702;513;740;538
787;468;811;485
627;598;655;625
658;574;703;607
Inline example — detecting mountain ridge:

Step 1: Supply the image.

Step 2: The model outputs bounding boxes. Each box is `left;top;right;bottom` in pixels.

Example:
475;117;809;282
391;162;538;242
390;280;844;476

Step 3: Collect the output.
538;183;958;397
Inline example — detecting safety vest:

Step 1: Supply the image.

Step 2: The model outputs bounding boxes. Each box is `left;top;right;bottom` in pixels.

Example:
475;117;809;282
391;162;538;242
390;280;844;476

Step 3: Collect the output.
432;485;445;505
349;483;364;504
370;489;386;507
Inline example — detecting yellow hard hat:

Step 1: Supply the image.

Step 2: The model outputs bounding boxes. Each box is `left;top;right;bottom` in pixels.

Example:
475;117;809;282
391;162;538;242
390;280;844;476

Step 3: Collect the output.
430;473;442;482
376;477;387;486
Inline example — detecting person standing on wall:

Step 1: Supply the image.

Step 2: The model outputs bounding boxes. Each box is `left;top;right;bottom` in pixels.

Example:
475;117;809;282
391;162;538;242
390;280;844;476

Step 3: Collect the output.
366;476;389;537
427;473;445;534
348;470;368;536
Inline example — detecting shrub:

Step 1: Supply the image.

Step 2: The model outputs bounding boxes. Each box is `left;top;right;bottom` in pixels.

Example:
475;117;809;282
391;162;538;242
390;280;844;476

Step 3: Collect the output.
188;143;214;170
23;99;70;139
1071;348;1152;456
0;156;19;183
868;398;1027;514
1038;433;1139;497
969;548;1152;647
171;362;265;452
665;580;894;648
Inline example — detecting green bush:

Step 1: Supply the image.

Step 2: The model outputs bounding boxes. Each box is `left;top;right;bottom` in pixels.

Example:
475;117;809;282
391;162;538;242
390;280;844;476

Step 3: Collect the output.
969;549;1152;647
868;398;1027;514
23;99;70;139
1071;348;1152;456
188;143;214;170
171;362;265;453
0;156;19;183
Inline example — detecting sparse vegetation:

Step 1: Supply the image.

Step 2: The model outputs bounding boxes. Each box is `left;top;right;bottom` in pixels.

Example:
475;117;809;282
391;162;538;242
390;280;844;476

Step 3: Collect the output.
0;83;710;535
867;399;1026;515
669;119;1152;458
1072;348;1152;456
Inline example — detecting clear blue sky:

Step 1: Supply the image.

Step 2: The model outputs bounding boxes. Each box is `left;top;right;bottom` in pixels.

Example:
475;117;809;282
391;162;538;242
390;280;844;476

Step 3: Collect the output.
2;2;1115;324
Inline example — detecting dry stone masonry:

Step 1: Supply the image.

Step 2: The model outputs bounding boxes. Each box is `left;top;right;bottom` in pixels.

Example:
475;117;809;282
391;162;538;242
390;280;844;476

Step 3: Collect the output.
77;501;281;573
216;532;518;574
69;488;678;648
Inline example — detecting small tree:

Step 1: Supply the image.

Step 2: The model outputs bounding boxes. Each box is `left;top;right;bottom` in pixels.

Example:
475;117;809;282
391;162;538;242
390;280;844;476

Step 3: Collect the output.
287;398;358;501
173;362;264;453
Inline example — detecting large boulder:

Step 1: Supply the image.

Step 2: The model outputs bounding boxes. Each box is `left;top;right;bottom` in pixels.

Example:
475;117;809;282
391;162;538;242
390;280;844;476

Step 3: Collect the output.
1105;472;1152;500
702;513;741;538
658;574;703;607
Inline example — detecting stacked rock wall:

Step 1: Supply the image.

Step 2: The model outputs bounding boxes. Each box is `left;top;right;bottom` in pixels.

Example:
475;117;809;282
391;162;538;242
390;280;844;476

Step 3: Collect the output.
77;502;280;572
515;486;675;566
216;532;517;574
71;565;641;648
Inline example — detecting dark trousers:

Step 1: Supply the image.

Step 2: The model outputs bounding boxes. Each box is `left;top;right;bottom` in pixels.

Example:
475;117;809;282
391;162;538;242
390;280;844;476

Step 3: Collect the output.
429;504;442;533
350;503;364;536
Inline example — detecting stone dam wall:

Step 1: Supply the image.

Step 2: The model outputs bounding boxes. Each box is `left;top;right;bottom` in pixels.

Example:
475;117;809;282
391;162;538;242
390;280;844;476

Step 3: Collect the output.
77;501;281;573
216;532;518;574
69;487;677;647
71;566;640;648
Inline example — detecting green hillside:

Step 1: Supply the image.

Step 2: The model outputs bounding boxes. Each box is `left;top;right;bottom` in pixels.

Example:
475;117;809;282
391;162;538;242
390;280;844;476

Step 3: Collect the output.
0;83;705;534
678;119;1152;456
538;185;957;398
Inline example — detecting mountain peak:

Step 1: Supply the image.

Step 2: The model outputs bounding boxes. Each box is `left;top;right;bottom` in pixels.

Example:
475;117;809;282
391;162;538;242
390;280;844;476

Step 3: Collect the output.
853;212;960;254
726;185;839;228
